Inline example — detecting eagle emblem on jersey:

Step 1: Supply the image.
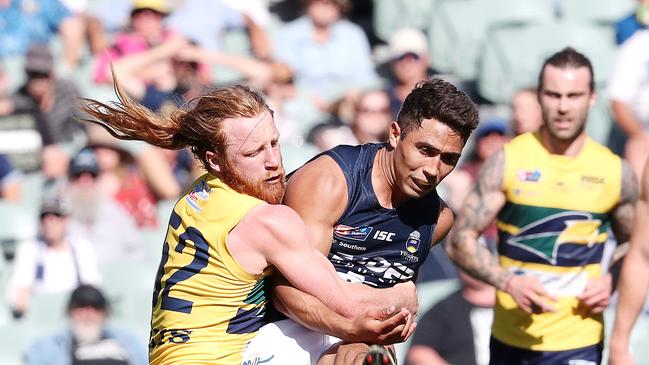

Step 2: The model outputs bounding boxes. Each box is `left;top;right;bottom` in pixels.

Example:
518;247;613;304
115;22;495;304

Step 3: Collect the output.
406;231;421;253
333;225;373;241
186;179;211;212
506;211;602;265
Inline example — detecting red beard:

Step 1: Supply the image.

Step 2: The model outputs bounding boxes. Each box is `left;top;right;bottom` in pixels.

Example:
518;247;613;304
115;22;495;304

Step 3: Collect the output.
219;158;286;204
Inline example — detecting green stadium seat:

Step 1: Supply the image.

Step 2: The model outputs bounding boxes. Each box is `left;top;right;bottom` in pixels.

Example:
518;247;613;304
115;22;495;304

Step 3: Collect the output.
477;22;616;104
281;143;320;174
23;291;71;328
372;0;439;42
428;0;555;80
0;318;54;365
560;0;636;24
98;261;158;343
0;202;38;261
3;55;26;93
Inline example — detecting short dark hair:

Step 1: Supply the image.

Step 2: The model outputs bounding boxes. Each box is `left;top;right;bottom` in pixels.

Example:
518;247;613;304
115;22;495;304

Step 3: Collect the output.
397;78;479;142
538;47;594;92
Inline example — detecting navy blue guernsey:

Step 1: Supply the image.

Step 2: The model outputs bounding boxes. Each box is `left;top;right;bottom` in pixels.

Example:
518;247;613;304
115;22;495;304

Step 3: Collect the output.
320;143;441;288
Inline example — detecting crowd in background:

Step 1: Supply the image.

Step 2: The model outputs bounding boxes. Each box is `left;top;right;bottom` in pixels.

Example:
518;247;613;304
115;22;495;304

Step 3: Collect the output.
0;0;647;364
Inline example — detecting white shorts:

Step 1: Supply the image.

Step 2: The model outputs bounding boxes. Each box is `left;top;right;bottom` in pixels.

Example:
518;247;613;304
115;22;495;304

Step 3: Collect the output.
241;319;342;365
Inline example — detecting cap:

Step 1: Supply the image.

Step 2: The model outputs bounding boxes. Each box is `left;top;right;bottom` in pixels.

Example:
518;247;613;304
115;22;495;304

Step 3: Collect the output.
67;285;108;312
86;125;135;163
304;0;352;12
388;28;429;60
475;117;508;140
69;148;100;178
40;198;69;217
25;43;54;74
131;0;169;15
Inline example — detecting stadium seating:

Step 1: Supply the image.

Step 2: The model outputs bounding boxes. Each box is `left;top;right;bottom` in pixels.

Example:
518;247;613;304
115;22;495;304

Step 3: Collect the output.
99;260;159;344
477;22;616;104
428;0;555;80
372;0;439;42
560;0;636;24
0;202;38;261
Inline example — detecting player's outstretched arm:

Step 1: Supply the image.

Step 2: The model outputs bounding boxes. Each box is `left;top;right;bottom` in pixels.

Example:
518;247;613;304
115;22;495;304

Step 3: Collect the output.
446;149;555;313
273;275;416;344
270;156;418;340
239;203;416;322
609;161;648;365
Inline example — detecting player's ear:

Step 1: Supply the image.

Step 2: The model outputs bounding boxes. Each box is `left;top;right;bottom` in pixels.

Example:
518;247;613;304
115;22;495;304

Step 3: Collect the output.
205;151;222;173
388;122;401;148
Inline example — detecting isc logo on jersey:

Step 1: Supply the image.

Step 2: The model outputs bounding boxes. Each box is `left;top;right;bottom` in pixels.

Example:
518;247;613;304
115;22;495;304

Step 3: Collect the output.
333;225;373;241
406;231;421;253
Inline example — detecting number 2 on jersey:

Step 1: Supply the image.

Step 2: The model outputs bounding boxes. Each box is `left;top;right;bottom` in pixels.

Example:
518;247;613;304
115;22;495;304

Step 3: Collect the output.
152;210;210;314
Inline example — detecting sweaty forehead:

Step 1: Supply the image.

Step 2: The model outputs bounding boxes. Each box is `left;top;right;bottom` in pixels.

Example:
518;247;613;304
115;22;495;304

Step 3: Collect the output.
405;118;465;152
223;112;277;149
542;65;591;91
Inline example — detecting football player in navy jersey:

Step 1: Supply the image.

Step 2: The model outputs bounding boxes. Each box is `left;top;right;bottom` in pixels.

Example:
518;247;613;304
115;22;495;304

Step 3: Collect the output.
241;78;479;365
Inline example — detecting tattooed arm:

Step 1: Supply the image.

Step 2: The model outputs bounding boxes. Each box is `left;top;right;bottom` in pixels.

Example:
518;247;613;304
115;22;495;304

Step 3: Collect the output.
610;160;647;365
446;149;508;287
446;149;556;313
610;161;639;249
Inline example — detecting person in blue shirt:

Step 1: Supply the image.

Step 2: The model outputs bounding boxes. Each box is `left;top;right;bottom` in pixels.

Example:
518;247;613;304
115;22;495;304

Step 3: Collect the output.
615;0;649;45
25;285;147;365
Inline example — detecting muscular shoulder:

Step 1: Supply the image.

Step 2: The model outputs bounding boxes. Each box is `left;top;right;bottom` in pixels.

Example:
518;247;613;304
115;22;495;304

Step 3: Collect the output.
237;204;308;251
284;155;348;222
432;199;454;245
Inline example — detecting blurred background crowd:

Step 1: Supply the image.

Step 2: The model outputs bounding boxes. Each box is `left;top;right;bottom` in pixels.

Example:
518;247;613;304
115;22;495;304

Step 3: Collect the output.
0;0;648;364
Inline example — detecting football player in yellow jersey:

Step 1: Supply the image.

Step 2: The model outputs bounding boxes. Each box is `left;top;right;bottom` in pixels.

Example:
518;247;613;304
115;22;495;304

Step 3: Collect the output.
81;81;419;364
447;47;639;364
610;158;649;365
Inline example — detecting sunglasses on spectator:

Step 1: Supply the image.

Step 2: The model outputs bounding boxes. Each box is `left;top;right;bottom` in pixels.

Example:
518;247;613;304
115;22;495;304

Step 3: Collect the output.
40;212;66;220
70;171;98;181
357;106;391;114
395;53;421;62
27;71;51;79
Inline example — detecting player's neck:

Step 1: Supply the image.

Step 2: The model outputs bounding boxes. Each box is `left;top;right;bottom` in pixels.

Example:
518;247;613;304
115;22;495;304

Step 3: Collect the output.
373;147;405;209
539;127;587;157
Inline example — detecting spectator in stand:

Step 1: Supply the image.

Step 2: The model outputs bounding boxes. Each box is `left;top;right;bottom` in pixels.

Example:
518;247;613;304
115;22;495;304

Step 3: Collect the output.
64;148;145;265
405;270;495;365
93;0;185;85
306;121;357;152
0;0;84;70
86;126;159;229
384;28;431;118
615;0;649;45
511;87;543;136
308;88;393;150
347;89;393;144
608;29;649;180
167;0;272;59
0;153;20;201
25;285;147;365
9;43;85;146
5;198;101;318
273;0;379;106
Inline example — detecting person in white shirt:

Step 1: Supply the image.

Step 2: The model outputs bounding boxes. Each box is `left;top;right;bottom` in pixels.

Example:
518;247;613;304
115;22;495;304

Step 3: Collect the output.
6;198;101;318
608;29;649;179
